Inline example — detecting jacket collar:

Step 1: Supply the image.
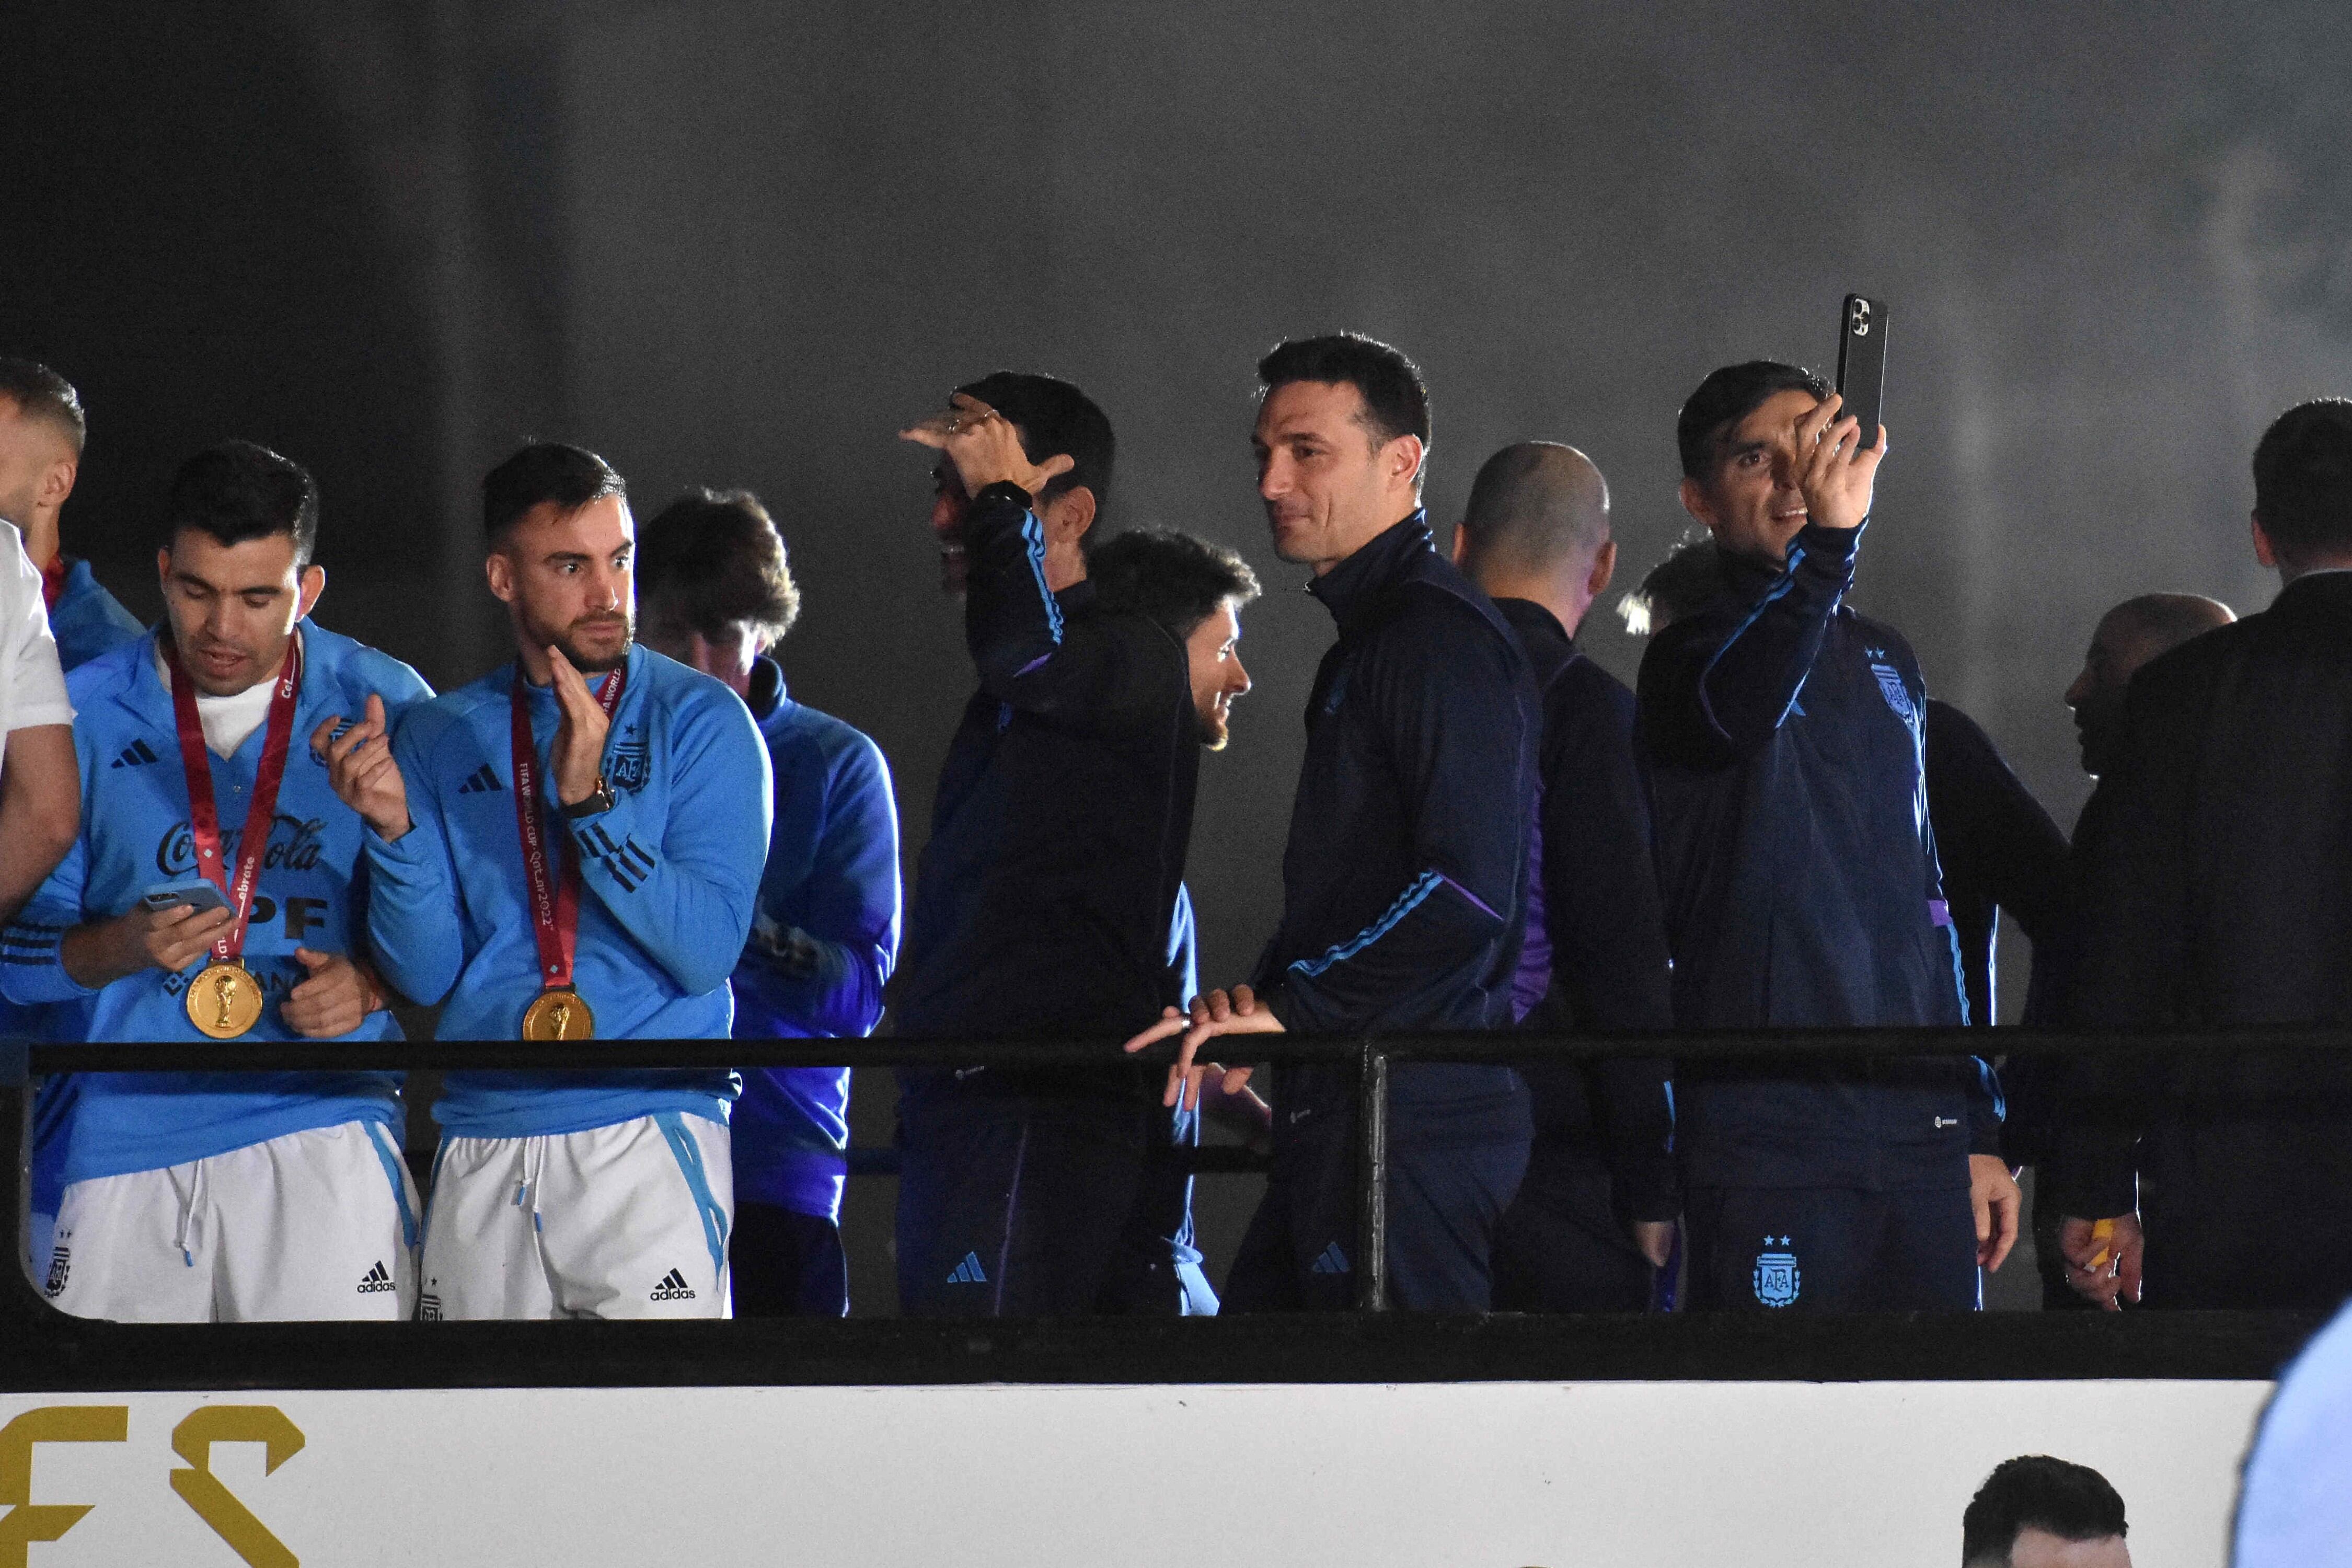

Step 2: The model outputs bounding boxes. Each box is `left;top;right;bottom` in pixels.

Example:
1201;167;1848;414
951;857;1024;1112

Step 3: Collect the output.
2273;569;2352;618
1494;595;1575;654
113;620;339;750
746;653;787;721
1308;510;1434;632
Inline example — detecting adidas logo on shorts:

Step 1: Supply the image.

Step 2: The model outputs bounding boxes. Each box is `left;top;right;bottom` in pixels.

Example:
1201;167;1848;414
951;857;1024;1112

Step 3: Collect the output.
43;1245;70;1298
650;1268;697;1302
356;1261;397;1295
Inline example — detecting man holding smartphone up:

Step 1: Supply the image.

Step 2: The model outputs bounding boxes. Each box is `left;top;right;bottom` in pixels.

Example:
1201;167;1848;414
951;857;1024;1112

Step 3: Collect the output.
1636;359;2017;1311
2;441;433;1322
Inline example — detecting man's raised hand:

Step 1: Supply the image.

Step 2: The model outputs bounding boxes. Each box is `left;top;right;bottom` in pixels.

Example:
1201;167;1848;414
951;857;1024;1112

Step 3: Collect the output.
313;694;411;841
545;646;612;807
1122;983;1282;1110
898;393;1076;501
1793;390;1887;533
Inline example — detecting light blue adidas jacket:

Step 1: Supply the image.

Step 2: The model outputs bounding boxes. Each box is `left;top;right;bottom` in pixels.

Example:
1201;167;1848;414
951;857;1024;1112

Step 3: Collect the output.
2;622;431;1186
365;644;770;1137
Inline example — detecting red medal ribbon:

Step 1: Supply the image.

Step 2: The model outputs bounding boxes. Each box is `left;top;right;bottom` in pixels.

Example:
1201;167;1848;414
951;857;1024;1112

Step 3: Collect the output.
164;631;305;965
510;661;627;995
40;555;66;614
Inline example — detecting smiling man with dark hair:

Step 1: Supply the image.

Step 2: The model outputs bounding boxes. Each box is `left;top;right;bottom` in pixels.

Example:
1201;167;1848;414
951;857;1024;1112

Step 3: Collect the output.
1134;332;1542;1312
892;382;1253;1318
1638;360;2016;1313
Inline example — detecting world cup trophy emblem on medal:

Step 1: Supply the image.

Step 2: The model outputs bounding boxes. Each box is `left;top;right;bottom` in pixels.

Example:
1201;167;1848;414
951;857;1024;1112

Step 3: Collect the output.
1753;1237;1801;1308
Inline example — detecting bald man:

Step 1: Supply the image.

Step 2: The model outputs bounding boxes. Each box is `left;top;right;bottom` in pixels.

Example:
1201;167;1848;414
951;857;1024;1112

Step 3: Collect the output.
1452;443;1677;1312
2002;592;2234;1308
2061;595;2236;782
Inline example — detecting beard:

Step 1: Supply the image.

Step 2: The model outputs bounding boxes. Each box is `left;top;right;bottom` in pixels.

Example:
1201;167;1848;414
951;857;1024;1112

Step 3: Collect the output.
524;605;634;672
1193;700;1230;752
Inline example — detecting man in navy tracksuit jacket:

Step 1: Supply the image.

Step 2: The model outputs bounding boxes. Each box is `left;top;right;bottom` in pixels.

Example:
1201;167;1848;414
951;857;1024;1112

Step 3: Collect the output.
1144;335;1539;1312
1636;361;2016;1312
894;374;1221;1317
1452;442;1678;1313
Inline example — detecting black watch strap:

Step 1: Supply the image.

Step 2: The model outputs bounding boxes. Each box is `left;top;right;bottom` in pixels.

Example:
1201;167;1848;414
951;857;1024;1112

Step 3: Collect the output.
561;778;615;818
972;479;1034;512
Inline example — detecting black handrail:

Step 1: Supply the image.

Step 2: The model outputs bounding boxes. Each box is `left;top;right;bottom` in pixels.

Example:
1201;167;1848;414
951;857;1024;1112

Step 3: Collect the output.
4;1023;2346;1391
17;1020;2352;1075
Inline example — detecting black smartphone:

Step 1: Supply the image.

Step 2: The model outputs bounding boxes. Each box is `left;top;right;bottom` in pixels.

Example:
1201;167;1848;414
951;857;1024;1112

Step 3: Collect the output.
140;880;231;917
1835;292;1888;451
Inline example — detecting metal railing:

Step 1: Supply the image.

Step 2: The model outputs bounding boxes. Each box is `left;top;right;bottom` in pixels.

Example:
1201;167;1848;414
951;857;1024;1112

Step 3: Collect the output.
2;1024;2345;1391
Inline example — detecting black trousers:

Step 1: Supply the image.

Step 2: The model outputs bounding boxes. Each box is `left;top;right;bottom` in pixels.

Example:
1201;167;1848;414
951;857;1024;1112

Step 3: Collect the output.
1682;1184;1979;1312
730;1203;849;1318
1491;1157;1657;1313
1225;1088;1531;1313
895;1086;1198;1317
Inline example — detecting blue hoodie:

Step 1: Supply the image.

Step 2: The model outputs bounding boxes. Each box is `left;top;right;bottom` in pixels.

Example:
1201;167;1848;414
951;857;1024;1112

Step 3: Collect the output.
365;643;770;1137
729;657;900;1220
2;622;430;1185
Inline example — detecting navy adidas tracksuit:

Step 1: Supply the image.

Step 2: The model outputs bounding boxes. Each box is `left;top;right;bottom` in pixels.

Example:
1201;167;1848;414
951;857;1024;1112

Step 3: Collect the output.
1225;513;1540;1313
1486;599;1677;1314
1636;521;1997;1312
892;485;1211;1317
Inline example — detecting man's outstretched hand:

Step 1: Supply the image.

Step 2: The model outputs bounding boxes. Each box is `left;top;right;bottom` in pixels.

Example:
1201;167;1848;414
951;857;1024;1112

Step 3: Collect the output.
899;393;1075;500
1123;983;1282;1110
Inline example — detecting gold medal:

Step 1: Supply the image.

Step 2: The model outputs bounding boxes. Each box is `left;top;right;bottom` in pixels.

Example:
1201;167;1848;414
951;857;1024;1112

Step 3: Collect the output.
521;987;595;1041
186;962;265;1040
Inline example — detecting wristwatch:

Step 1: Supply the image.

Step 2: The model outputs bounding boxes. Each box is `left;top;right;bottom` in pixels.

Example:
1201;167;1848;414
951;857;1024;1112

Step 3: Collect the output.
562;776;616;818
972;480;1034;511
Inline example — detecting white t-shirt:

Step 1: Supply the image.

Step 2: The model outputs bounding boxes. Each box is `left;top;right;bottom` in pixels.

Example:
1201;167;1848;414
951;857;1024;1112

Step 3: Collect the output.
151;644;278;759
0;520;74;772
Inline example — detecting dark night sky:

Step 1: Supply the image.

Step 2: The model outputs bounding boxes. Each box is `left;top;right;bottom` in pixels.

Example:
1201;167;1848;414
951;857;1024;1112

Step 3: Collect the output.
8;0;2351;1306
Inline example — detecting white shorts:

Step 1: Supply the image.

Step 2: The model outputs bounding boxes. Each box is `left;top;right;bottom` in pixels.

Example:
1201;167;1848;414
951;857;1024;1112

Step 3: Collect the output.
43;1120;419;1323
420;1112;732;1321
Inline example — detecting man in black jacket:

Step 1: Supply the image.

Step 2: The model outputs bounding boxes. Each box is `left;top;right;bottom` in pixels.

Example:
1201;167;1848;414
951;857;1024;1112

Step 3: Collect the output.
1130;333;1540;1311
2050;398;2352;1311
893;375;1258;1316
1451;442;1677;1312
1637;360;2017;1312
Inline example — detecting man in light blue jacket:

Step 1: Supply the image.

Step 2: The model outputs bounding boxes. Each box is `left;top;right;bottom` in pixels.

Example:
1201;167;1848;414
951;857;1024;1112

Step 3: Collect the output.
331;443;770;1320
3;441;430;1322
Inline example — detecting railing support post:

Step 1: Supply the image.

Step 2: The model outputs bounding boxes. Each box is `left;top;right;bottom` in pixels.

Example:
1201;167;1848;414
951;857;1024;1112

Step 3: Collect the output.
1356;1039;1388;1313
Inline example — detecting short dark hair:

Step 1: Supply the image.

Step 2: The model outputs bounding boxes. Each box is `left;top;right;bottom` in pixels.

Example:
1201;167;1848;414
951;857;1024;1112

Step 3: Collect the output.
2252;398;2352;559
1676;360;1829;478
1961;1456;2128;1567
162;441;319;564
0;356;87;455
1088;528;1261;642
1619;531;1730;636
637;487;800;644
954;372;1115;523
1256;332;1432;457
484;442;626;540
